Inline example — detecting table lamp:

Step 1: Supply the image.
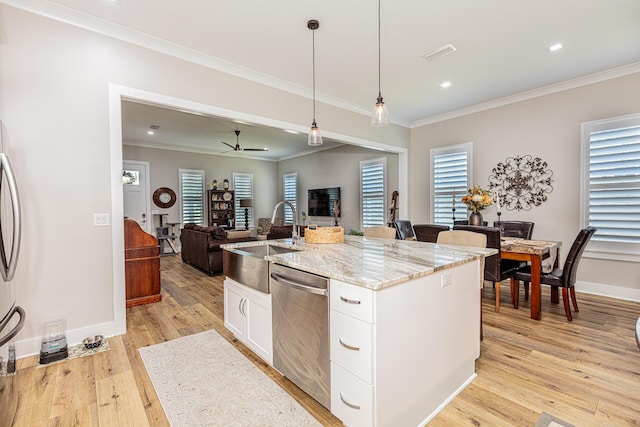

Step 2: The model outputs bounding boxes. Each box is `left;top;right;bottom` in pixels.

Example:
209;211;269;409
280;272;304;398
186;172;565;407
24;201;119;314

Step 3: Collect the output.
239;199;252;230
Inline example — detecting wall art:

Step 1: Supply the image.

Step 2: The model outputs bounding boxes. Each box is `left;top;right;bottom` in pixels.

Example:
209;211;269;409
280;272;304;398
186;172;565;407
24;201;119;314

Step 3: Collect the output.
488;155;553;211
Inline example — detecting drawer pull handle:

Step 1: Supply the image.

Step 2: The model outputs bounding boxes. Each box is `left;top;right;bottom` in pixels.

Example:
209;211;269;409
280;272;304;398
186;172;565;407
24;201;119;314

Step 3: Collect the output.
340;392;361;410
340;295;361;305
339;337;360;351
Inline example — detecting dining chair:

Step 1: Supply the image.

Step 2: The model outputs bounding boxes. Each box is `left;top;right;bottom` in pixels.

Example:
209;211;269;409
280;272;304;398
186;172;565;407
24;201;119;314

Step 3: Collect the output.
493;221;534;239
393;220;416;240
413;224;449;243
363;226;396;239
437;230;487;340
510;227;597;321
454;219;488;226
453;225;520;312
493;221;536;270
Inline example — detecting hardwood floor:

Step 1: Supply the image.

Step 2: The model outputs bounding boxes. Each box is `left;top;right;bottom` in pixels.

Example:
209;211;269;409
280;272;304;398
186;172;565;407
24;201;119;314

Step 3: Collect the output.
11;255;640;426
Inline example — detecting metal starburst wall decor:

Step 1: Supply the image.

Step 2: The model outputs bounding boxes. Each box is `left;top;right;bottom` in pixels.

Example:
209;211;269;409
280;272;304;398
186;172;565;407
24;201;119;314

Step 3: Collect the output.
488;155;553;211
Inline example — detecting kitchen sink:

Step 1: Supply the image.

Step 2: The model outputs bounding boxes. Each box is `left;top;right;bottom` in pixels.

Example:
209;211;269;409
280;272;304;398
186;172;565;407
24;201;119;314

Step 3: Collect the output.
222;243;300;293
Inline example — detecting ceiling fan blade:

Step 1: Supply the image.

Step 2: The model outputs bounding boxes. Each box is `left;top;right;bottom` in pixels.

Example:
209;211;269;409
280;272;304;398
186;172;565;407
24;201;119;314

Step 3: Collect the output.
220;141;236;150
242;148;269;151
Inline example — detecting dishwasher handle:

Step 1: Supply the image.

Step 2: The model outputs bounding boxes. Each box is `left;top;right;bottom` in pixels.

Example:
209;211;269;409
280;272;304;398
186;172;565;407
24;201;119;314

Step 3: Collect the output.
271;273;328;297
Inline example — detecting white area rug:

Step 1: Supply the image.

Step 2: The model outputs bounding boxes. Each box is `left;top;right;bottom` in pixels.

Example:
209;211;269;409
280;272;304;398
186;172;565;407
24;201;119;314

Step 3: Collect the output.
139;329;321;427
534;412;576;427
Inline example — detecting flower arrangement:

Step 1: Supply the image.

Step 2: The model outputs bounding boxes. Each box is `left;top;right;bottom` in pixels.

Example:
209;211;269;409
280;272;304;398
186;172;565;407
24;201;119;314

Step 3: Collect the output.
461;185;492;213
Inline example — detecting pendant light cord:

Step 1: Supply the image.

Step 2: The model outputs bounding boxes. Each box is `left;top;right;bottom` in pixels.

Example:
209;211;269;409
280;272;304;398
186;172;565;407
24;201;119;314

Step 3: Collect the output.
377;0;382;98
312;28;317;124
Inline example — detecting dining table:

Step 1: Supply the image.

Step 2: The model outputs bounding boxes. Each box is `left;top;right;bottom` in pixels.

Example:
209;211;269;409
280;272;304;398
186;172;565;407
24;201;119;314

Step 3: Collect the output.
500;238;562;320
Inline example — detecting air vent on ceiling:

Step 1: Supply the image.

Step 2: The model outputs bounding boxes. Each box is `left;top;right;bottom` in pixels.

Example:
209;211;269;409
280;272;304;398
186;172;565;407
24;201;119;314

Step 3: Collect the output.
422;44;457;62
149;125;160;130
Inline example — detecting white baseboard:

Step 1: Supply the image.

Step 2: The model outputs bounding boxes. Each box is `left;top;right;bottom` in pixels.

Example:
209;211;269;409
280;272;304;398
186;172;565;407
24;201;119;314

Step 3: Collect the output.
14;320;124;360
577;280;640;302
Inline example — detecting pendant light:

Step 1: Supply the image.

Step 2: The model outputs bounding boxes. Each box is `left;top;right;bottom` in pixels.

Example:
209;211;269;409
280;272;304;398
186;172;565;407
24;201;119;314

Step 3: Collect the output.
371;0;389;127
307;19;323;146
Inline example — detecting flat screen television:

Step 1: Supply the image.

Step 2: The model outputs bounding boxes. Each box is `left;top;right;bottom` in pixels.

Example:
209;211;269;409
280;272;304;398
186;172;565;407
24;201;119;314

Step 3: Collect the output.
308;187;340;217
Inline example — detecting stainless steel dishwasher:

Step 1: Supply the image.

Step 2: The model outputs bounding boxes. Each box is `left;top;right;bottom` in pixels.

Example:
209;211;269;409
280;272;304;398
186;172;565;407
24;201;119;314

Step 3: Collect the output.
270;263;330;410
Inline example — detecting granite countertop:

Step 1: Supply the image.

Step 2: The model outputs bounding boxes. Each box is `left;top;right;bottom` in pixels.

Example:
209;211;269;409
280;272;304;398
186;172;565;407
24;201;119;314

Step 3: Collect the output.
221;235;496;290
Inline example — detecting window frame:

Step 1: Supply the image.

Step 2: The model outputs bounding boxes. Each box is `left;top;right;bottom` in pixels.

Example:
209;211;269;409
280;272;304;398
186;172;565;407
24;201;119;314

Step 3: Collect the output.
233;172;254;230
429;142;473;227
283;172;297;225
178;168;205;226
360;157;387;230
580;113;640;262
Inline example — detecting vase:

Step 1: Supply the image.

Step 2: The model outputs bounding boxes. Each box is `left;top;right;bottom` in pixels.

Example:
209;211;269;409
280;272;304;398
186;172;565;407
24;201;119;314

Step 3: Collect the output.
469;211;483;226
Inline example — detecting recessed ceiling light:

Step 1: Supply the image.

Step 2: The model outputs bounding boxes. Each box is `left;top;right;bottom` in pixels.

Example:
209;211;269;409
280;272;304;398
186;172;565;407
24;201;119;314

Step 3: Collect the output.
147;130;155;135
548;43;563;52
283;129;300;135
440;81;452;89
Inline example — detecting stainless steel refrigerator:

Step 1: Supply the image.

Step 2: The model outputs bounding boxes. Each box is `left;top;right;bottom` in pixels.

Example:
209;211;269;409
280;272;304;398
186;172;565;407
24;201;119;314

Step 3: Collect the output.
0;149;25;427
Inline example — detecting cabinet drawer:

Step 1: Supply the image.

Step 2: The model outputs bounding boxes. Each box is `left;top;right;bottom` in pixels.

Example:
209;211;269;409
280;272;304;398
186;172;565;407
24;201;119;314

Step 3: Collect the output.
331;362;374;427
330;279;374;323
330;310;373;383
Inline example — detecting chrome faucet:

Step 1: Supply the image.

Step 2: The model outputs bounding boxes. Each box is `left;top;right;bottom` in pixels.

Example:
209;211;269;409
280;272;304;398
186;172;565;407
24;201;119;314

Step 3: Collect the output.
271;201;299;241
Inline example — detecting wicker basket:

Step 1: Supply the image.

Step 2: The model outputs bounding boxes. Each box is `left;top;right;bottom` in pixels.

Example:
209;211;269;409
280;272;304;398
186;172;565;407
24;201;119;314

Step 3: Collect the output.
304;226;345;244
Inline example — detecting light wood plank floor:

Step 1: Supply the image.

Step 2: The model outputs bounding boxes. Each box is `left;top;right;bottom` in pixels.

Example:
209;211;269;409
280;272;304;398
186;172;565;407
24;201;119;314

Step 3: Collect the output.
11;255;640;426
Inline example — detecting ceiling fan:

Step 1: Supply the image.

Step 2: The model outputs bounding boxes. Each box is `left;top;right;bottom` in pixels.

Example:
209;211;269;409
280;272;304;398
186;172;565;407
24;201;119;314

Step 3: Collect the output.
221;130;268;152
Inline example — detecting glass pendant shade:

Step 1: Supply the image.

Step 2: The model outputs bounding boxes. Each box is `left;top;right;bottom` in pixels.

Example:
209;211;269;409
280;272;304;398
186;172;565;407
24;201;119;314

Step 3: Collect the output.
308;122;323;146
371;96;389;127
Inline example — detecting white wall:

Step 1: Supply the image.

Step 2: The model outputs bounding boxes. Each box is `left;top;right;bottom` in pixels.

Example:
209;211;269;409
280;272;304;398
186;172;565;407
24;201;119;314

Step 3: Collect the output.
123;145;279;227
277;145;399;232
0;5;408;357
409;72;640;296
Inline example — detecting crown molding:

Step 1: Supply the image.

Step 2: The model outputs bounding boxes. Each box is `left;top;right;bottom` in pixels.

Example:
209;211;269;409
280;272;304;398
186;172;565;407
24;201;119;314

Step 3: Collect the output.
411;62;640;128
2;0;409;125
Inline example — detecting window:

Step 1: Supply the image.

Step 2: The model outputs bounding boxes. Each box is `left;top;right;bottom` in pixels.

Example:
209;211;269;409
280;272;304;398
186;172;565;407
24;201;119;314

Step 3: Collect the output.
233;172;254;230
283;172;297;224
360;158;386;228
179;169;205;226
581;114;640;261
430;143;473;227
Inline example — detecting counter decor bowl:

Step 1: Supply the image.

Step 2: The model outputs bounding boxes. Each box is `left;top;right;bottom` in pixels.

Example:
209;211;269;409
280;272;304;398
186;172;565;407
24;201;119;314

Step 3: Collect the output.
305;226;344;244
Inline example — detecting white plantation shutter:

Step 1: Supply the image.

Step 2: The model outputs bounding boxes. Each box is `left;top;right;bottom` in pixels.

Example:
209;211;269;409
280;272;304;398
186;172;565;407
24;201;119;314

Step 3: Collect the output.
283;172;297;224
582;114;640;258
179;169;205;226
361;158;386;228
430;143;472;227
233;172;253;230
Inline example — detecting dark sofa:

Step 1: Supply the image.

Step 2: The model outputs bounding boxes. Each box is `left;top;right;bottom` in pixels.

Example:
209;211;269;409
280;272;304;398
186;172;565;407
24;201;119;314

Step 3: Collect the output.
180;223;257;275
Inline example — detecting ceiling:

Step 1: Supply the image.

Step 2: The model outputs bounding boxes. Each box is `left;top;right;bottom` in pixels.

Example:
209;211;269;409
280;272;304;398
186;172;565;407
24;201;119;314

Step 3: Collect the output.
20;0;640;158
121;101;345;161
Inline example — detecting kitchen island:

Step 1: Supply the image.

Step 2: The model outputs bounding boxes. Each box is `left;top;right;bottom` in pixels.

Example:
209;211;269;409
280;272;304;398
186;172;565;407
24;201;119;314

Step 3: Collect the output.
221;235;496;427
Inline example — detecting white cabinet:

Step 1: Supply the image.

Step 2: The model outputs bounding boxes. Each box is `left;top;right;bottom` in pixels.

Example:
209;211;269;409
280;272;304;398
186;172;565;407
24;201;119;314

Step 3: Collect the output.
329;259;481;427
330;279;376;427
224;278;273;365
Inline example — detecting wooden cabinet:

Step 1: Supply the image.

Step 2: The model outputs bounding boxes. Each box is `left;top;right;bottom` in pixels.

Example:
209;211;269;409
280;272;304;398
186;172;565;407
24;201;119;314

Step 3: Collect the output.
124;218;161;307
223;278;273;364
208;189;235;228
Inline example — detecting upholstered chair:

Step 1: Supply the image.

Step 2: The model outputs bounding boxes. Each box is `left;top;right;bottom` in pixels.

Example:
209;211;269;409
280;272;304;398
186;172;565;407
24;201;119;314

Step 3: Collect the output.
511;227;596;321
454;219;488;226
494;221;534;239
363;226;396;239
413;224;449;243
453;225;520;312
393;220;416;240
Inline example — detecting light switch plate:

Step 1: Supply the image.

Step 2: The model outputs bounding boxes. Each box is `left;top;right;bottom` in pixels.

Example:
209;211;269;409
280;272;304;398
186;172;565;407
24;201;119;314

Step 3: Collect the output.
93;213;109;226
